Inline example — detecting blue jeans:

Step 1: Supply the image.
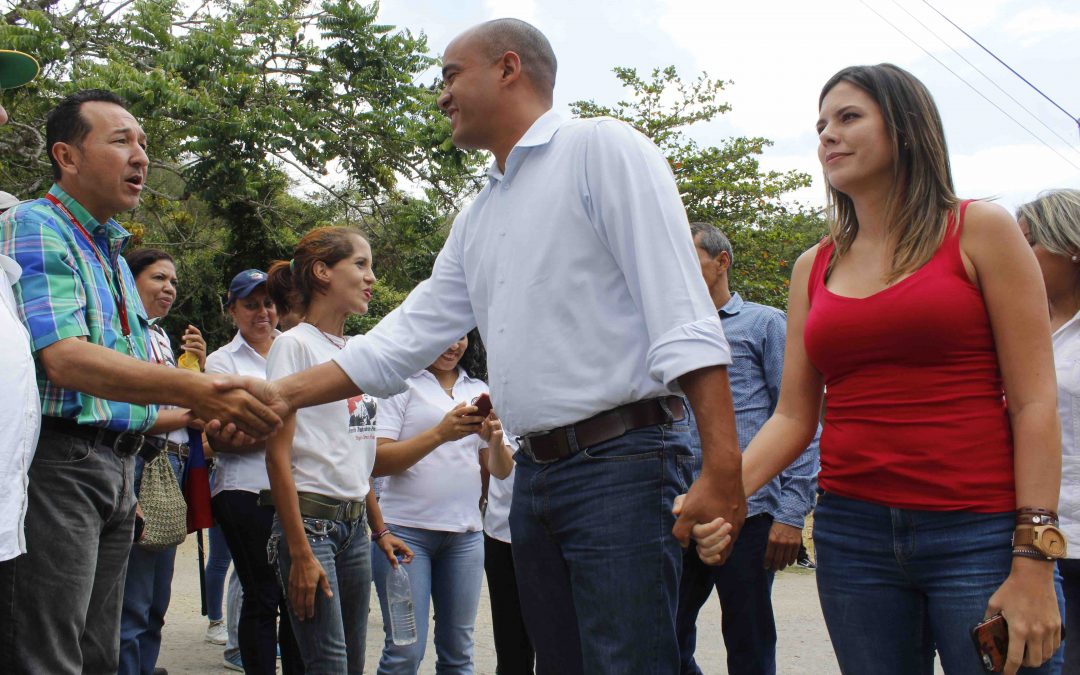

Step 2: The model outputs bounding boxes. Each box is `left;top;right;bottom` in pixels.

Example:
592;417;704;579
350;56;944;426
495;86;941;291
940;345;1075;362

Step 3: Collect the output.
509;419;695;675
814;491;1065;674
270;515;371;675
119;452;184;675
372;525;485;674
676;513;777;675
1058;558;1080;673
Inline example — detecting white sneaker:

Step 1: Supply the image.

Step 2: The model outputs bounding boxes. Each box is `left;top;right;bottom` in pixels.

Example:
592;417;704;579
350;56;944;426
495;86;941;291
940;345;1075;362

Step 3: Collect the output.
205;619;227;645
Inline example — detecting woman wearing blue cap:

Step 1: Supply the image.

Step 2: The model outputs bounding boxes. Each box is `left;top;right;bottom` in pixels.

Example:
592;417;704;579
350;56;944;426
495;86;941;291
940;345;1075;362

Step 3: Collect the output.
205;270;303;674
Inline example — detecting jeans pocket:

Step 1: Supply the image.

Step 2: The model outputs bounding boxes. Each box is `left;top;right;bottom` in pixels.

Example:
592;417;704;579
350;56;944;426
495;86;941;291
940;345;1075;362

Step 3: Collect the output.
581;432;662;462
36;430;93;464
302;517;336;540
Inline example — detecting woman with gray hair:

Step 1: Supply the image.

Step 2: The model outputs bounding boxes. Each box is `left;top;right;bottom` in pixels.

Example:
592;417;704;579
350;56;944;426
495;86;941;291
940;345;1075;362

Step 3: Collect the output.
1017;188;1080;673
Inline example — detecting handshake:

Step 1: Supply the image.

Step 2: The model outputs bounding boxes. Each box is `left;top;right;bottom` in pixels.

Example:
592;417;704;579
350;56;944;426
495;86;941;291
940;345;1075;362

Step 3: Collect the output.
189;374;291;446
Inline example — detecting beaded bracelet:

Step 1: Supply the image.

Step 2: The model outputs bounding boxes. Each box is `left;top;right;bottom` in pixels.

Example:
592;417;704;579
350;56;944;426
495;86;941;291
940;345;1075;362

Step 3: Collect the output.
370;527;391;542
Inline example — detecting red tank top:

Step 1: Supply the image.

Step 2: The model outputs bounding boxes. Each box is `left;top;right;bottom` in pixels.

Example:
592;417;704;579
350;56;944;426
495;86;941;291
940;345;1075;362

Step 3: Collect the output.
804;200;1014;512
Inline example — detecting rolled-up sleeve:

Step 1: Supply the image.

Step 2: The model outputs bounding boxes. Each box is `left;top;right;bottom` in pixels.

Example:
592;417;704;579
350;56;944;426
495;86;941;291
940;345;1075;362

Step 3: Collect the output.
582;120;731;387
333;214;478;399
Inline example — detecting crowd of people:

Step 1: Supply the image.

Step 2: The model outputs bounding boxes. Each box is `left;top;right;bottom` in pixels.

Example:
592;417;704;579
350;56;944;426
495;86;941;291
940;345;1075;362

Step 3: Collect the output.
0;15;1076;675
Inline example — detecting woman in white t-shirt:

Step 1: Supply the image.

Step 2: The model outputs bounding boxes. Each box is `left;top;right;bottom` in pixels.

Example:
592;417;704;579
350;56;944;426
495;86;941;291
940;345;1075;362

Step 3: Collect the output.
372;333;514;674
264;226;410;673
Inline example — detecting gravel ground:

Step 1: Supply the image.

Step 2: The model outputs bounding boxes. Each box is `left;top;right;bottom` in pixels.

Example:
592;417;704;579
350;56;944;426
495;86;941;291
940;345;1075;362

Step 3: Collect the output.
156;536;845;674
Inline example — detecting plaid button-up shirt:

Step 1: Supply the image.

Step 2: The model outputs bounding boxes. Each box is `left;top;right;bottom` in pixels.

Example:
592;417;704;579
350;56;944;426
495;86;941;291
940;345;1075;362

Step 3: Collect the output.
0;183;156;432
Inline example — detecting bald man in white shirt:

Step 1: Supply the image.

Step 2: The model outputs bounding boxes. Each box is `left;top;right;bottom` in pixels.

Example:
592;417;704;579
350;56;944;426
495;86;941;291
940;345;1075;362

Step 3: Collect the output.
237;19;745;675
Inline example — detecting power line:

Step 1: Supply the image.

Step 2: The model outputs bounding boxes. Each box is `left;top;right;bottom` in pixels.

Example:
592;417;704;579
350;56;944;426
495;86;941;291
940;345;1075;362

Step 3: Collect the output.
921;0;1080;136
858;0;1080;172
890;0;1080;156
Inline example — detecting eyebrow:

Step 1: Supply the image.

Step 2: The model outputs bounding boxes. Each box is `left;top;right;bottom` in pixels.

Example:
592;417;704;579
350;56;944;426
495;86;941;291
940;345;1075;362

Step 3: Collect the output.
440;63;459;79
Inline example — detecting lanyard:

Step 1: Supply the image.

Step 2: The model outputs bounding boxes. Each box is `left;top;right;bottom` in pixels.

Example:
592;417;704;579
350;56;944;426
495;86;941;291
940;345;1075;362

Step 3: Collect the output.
44;193;134;347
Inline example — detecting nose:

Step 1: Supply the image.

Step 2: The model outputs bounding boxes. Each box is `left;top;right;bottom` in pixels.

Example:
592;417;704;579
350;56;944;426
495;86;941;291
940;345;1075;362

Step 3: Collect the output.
437;87;451;112
367;268;377;284
818;122;837;145
132;141;149;168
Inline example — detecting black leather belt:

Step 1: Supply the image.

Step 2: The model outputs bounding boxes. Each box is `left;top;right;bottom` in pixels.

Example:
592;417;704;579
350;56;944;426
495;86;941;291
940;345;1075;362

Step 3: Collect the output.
40;416;146;457
518;396;686;463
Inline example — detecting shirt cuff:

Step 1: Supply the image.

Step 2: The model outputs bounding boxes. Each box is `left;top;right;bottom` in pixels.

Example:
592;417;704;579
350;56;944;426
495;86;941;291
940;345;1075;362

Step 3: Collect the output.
332;335;410;400
647;315;732;388
772;509;810;529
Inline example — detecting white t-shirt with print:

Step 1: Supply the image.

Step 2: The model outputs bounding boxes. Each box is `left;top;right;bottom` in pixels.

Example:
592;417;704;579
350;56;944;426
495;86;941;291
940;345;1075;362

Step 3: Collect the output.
377;369;491;533
267;323;376;501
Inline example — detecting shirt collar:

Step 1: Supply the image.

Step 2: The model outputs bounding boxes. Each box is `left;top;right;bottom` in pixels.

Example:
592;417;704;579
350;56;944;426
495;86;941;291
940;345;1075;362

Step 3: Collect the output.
224;329;280;358
47;183;131;241
416;367;473;388
486;110;564;182
719;292;744;317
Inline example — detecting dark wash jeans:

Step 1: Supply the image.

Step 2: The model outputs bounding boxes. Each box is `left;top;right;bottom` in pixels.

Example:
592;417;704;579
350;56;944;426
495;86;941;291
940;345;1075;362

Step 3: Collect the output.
212;489;304;675
0;424;136;674
814;491;1065;675
509;418;695;675
676;513;777;675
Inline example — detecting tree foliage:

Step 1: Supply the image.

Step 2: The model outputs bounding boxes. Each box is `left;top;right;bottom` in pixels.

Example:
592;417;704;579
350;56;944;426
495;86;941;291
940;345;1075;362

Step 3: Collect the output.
572;66;826;307
0;0;483;345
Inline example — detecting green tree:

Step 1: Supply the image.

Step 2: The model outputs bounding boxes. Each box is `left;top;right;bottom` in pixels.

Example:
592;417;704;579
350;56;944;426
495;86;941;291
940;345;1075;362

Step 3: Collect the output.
0;0;484;345
572;66;825;307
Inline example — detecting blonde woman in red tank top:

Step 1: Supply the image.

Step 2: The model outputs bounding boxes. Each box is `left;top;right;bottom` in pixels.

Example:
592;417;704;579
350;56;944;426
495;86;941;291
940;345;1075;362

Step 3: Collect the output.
685;64;1064;674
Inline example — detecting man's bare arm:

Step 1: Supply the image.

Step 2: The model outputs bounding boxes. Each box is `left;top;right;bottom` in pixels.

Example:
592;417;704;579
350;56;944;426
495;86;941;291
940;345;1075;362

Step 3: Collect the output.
671;365;746;563
40;337;281;436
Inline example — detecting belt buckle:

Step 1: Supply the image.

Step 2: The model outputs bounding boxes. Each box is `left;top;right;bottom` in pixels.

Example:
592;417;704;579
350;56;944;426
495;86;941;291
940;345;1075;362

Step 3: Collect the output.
520;431;561;465
114;432;145;457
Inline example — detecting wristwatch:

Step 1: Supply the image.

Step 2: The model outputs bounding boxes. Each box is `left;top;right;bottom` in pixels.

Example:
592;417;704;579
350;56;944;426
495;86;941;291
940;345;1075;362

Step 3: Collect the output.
1012;525;1068;561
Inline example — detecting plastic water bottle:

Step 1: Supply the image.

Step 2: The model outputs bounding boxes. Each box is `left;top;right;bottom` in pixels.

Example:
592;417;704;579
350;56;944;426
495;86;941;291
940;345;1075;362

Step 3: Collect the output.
387;558;417;646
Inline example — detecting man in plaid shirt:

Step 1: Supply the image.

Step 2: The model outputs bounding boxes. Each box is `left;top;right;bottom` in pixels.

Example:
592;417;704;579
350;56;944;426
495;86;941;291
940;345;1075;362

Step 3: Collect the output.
0;90;282;674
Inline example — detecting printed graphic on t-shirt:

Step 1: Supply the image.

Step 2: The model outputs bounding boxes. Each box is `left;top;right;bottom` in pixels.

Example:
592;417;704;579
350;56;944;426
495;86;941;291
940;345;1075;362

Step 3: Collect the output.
347;394;378;440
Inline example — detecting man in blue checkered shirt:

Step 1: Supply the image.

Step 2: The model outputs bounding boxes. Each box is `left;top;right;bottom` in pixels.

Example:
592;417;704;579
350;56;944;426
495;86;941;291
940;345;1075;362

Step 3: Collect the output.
0;90;282;674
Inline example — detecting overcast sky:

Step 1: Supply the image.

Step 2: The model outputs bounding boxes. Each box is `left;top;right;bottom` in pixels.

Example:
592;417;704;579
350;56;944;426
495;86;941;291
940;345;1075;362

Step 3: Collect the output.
377;0;1080;214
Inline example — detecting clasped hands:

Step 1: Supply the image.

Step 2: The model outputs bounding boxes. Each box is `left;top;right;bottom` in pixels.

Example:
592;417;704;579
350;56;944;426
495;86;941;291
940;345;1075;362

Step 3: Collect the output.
671;474;745;566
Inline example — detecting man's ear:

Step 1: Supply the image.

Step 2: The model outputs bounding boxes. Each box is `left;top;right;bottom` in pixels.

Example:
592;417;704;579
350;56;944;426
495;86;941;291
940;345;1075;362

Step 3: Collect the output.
718;251;732;273
51;142;80;177
499;50;523;86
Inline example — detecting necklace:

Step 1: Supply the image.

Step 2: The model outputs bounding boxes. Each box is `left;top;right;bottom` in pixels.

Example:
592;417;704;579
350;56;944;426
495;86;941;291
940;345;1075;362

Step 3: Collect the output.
309;322;345;350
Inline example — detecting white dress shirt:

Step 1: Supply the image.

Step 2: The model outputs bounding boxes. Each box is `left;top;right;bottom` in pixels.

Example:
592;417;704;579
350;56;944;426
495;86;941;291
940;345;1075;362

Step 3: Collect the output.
334;111;731;435
206;330;279;496
0;254;41;561
1054;311;1080;558
376;369;491;533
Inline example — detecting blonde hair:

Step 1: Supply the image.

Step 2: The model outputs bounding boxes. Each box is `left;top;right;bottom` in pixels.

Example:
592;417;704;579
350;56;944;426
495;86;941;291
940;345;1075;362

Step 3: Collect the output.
820;64;959;282
1017;189;1080;258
